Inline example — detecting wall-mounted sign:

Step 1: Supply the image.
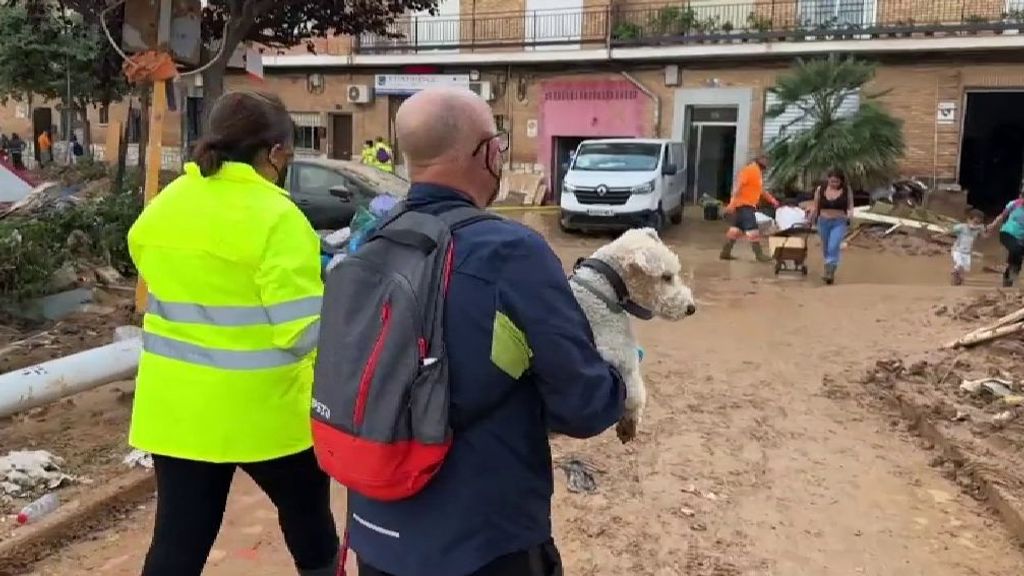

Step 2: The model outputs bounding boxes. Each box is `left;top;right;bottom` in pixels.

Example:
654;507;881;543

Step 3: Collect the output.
937;101;957;125
374;74;470;96
14;103;27;119
526;119;538;138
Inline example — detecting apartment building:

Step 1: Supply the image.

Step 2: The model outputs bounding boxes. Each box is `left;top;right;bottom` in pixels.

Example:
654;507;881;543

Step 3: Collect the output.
4;0;1024;210
253;0;1024;211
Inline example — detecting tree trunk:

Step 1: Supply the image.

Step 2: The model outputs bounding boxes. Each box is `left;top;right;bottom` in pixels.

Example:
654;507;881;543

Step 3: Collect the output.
137;86;151;176
199;17;251;126
201;58;228;123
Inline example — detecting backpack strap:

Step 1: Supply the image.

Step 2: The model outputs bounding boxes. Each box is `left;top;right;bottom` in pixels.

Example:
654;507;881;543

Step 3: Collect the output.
437;205;503;231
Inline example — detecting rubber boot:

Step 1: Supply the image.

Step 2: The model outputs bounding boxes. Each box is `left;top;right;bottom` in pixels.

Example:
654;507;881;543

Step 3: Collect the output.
1004;265;1018;288
299;554;340;576
719;240;736;260
751;242;772;263
951;269;964;286
823;263;836;285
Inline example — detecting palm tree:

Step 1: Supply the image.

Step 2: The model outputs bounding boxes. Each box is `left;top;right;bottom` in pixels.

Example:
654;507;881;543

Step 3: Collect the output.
765;55;904;194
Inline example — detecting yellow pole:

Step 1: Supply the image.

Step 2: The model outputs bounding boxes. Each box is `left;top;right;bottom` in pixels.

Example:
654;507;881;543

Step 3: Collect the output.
134;80;168;313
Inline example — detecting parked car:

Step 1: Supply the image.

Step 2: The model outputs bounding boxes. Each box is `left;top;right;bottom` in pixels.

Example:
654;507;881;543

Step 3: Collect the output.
559;138;686;233
285;157;409;230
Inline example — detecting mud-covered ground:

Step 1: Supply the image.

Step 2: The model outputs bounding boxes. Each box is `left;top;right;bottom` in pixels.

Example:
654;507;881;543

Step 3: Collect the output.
0;290;136;534
861;291;1024;526
13;213;1024;575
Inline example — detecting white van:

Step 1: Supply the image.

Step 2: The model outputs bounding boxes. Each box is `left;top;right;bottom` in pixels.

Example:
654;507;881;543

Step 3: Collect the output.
559;138;685;232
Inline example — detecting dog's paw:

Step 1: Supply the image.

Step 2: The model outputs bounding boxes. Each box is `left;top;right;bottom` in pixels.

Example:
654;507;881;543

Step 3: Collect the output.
616;417;637;443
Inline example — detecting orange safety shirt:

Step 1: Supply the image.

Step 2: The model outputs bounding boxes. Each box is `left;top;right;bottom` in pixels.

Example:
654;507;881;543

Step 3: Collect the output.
728;162;777;210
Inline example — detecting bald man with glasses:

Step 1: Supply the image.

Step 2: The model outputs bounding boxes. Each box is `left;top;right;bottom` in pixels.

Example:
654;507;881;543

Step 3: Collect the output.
344;88;625;576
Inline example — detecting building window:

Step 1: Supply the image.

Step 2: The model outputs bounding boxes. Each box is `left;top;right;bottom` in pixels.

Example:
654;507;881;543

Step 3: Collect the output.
291;112;324;152
98;104;110;125
294;125;322;151
798;0;876;28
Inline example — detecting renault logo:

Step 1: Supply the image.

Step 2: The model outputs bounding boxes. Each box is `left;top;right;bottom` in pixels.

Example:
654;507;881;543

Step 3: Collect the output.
596;185;608;196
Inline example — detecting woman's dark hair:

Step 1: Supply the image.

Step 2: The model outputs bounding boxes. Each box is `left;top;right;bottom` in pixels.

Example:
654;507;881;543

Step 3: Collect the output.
192;91;294;177
825;167;847;188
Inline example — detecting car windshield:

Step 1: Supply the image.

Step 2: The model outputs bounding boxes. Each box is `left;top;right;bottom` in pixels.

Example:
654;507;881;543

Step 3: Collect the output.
340;163;410;198
572;142;662;172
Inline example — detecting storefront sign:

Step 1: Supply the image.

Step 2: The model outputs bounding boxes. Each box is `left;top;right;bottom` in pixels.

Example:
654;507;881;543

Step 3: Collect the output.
374;74;470;95
937;101;957;125
526;119;538;138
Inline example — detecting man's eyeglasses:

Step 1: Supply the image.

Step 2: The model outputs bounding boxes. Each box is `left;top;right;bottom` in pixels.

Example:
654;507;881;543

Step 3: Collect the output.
472;132;510;156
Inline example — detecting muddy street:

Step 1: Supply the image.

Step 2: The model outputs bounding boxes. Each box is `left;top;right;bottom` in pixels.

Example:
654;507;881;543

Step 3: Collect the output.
17;213;1024;575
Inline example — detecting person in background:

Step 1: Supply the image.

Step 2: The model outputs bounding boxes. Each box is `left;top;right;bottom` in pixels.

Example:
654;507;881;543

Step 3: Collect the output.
348;87;624;576
360;139;376;167
807;167;854;285
9;133;25;170
987;187;1024;287
949;208;986;286
36;129;52;167
127;91;339;576
721;153;778;262
69;133;84;165
373;135;394;173
0;133;9;163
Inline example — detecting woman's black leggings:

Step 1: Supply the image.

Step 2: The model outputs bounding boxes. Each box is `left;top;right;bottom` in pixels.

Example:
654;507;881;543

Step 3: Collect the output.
1001;231;1024;280
142;449;339;576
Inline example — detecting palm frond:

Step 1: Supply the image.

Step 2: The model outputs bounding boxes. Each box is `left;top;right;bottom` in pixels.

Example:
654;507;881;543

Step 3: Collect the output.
766;55;905;193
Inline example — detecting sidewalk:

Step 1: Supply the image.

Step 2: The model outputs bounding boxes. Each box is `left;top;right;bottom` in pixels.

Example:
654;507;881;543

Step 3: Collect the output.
32;476;355;576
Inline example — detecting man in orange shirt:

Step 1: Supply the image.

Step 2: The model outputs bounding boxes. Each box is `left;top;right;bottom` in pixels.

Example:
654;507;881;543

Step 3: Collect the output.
721;154;779;262
36;129;52;167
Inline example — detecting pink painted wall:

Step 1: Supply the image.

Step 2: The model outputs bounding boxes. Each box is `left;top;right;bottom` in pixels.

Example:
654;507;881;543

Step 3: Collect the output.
538;79;651;192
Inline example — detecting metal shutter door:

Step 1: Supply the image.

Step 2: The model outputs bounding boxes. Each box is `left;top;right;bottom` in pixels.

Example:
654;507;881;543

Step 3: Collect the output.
763;90;860;145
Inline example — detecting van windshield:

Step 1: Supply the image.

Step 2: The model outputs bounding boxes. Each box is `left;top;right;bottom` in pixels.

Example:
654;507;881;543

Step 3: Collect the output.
572;142;662;172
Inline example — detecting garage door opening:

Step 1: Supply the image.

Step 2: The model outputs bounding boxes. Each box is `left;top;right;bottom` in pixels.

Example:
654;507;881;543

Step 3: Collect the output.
959;91;1024;215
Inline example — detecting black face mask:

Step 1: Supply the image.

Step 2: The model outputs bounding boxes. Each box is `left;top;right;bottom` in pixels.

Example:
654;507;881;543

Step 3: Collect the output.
268;152;289;188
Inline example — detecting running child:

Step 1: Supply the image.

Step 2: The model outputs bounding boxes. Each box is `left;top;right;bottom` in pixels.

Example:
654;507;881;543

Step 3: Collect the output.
950;208;986;286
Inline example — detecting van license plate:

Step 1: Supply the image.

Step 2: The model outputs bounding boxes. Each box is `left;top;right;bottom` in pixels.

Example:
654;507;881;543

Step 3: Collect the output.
586;209;615;217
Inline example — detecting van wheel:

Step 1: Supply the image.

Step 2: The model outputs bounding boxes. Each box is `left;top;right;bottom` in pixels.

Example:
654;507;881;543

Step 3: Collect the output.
558;217;578;234
648;209;666;232
670;206;684;225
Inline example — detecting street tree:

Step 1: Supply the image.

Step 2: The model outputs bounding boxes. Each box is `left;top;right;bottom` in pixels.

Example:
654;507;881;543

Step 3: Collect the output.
0;3;127;150
765;55;905;193
198;0;438;107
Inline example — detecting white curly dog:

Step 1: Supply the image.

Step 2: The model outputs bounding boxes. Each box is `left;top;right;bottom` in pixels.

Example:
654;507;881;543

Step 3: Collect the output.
569;228;695;443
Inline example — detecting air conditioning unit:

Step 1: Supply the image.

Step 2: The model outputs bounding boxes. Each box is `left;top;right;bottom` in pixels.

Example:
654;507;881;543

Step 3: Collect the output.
347;85;373;104
469;81;494;102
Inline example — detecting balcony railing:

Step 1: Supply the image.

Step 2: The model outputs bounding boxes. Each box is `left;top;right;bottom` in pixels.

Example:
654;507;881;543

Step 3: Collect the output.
355;0;1024;54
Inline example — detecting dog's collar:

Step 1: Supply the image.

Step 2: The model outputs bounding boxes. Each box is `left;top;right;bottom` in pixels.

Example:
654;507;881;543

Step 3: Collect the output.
570;257;655;321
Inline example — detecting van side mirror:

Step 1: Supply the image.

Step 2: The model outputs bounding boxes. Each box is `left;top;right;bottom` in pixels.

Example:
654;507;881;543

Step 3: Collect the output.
662;163;678;176
329;186;353;202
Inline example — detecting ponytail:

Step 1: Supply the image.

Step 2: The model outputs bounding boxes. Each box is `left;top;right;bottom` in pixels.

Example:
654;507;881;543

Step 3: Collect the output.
192;138;224;177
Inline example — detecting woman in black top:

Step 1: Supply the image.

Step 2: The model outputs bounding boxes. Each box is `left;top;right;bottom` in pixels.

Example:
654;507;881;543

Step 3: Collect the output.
807;168;854;284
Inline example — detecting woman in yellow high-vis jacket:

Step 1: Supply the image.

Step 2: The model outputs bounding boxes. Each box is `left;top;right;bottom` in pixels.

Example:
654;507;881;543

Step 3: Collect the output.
128;91;339;576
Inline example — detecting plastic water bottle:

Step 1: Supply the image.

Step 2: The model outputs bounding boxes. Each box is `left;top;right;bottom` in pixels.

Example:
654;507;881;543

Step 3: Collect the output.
17;493;60;525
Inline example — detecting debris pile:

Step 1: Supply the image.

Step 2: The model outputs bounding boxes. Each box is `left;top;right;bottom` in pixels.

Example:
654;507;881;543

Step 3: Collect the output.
0;450;77;510
944;291;1023;323
848;203;958;257
863;293;1024;506
0;180;140;306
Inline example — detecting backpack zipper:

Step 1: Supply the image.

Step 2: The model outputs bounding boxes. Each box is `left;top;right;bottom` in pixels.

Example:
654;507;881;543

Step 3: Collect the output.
442;242;455;295
353;303;392;428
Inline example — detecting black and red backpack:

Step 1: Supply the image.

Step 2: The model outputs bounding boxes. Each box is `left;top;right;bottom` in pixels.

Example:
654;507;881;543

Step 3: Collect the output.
311;203;499;501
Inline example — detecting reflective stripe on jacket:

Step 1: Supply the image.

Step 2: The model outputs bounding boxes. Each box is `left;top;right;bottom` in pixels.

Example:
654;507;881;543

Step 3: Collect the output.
127;161;323;463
